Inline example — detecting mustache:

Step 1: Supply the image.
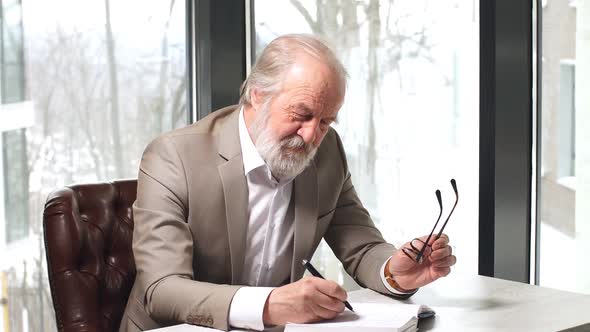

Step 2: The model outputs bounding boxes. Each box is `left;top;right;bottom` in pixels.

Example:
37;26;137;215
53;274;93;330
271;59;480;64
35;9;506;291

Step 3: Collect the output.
280;135;314;153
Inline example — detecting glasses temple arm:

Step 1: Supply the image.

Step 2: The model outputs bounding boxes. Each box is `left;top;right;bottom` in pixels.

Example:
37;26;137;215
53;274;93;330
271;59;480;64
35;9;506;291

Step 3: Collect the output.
436;181;459;238
416;190;443;262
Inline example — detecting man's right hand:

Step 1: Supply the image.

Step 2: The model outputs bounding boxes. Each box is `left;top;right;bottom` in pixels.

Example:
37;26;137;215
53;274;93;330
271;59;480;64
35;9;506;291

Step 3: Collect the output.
262;276;347;326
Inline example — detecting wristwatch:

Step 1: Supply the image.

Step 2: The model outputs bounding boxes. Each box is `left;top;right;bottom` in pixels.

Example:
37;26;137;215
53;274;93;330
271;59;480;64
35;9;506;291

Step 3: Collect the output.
384;258;418;294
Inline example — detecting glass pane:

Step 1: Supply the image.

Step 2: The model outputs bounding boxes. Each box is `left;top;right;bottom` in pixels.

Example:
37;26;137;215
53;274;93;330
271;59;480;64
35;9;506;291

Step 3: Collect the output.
253;0;479;287
1;0;25;103
2;129;29;243
2;14;24;64
0;0;187;330
1;64;24;103
539;0;590;294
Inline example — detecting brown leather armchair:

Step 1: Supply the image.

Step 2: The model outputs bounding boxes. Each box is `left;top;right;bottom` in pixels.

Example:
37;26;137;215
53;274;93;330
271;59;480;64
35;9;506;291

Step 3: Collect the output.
43;180;137;332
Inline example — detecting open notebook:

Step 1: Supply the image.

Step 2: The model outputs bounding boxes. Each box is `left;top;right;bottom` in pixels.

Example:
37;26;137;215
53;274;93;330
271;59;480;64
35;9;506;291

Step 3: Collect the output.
284;302;434;332
147;302;434;332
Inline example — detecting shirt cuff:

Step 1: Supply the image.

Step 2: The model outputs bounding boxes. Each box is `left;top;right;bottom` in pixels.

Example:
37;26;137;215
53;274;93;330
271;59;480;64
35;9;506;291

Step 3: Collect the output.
228;287;275;331
380;256;416;295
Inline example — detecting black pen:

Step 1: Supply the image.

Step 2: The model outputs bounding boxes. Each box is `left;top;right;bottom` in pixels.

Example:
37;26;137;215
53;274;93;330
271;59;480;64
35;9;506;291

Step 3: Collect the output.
302;259;354;312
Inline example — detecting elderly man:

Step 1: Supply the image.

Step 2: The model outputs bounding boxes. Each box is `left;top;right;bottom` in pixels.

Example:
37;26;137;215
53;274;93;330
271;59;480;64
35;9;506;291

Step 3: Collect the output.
120;34;456;332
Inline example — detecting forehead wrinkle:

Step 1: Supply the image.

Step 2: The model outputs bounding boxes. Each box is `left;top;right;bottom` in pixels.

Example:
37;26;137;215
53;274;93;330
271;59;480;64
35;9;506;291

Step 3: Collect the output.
282;75;340;118
291;81;331;99
287;86;326;107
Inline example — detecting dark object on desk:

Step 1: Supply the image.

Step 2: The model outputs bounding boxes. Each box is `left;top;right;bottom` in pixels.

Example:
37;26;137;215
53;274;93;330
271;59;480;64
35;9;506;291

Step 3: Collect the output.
417;311;436;331
43;179;138;332
302;260;354;312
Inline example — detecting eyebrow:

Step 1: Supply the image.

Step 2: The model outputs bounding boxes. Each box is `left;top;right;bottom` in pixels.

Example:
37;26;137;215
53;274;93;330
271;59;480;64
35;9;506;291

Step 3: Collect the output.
294;103;339;124
294;103;312;113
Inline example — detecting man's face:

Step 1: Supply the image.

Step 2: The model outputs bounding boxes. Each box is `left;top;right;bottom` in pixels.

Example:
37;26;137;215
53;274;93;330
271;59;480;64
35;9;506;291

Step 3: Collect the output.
250;55;344;179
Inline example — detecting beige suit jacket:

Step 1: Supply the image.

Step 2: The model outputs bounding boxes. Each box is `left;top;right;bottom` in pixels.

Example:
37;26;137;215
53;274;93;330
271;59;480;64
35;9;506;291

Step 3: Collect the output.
119;105;396;331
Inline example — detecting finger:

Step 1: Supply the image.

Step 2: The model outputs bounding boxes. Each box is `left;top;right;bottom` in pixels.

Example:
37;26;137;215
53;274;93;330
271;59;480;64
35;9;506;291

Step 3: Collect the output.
429;245;452;260
432;255;457;268
313;278;348;302
437;233;450;243
409;238;432;257
431;235;449;250
413;235;440;251
314;291;346;313
415;234;435;243
310;301;341;320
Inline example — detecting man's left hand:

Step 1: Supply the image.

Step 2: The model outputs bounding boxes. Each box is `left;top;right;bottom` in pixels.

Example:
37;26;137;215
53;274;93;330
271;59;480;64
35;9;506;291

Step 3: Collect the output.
388;233;456;290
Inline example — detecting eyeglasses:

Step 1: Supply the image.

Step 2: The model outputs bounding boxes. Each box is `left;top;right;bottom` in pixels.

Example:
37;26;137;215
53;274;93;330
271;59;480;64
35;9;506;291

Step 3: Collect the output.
402;179;459;263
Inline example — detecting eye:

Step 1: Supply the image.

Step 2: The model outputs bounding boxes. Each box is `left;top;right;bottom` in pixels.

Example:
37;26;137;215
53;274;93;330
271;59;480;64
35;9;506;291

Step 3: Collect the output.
292;112;311;121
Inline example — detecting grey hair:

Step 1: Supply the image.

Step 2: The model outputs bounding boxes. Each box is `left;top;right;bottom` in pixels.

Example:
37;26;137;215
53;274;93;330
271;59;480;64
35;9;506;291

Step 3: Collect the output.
239;34;348;107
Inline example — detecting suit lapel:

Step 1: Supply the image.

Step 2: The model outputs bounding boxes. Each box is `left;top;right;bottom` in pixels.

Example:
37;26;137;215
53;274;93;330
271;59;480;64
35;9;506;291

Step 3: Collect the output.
217;109;248;284
291;162;319;281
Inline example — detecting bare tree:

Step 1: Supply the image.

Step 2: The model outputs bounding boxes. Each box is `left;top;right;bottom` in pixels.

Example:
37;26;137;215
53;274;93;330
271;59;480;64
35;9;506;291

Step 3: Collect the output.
288;0;439;185
290;0;360;52
365;0;380;183
104;0;124;178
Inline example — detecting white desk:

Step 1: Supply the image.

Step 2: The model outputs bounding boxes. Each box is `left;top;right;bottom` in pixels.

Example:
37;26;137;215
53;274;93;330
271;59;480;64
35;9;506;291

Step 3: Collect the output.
151;275;590;332
349;275;590;331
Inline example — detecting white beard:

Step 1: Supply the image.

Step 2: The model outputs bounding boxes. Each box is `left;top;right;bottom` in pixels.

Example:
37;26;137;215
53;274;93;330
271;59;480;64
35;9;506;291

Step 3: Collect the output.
250;103;318;180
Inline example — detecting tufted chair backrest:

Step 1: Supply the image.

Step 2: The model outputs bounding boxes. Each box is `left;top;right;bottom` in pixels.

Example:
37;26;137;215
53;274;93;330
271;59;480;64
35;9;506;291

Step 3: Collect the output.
43;179;137;332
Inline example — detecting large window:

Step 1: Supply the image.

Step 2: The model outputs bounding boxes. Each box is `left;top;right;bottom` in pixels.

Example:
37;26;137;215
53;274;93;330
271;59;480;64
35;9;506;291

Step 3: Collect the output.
253;0;479;287
0;0;187;330
538;0;590;294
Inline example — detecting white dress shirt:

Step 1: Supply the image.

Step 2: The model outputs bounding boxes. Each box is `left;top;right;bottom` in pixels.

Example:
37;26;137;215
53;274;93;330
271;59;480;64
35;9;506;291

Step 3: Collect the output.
228;109;412;330
228;109;296;330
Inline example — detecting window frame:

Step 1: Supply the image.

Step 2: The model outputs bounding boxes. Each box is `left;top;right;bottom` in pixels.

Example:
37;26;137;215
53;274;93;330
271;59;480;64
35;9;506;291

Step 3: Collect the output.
479;0;535;283
190;0;246;122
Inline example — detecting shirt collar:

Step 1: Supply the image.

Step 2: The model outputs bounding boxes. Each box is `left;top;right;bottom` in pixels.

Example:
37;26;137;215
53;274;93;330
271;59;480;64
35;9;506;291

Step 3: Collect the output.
238;107;267;176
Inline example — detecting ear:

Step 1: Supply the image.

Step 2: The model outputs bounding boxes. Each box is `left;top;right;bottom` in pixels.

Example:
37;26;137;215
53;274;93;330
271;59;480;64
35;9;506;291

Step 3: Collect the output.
250;88;265;111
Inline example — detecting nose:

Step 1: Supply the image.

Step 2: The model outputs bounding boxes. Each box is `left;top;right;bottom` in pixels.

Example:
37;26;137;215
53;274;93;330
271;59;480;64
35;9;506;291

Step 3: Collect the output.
297;122;319;145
